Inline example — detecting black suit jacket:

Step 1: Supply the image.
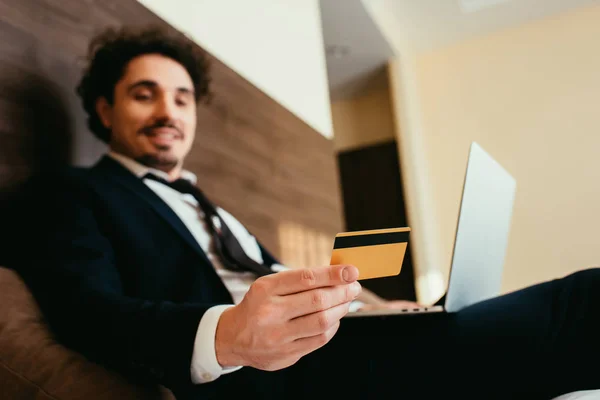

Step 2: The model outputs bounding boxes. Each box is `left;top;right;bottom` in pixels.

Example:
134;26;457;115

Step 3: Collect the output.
20;156;279;389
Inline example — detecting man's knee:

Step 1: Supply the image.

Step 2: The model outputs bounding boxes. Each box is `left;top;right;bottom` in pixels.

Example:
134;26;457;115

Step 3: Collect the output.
564;267;600;287
555;267;600;317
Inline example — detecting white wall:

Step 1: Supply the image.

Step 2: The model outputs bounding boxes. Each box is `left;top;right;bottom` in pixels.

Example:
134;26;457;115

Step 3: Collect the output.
362;0;445;304
137;0;333;138
387;57;445;305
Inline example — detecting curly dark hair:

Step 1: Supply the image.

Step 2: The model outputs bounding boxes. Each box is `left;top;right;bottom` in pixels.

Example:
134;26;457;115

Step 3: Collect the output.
76;25;211;143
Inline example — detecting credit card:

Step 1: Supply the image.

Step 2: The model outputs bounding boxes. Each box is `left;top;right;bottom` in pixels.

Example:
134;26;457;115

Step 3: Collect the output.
330;227;410;280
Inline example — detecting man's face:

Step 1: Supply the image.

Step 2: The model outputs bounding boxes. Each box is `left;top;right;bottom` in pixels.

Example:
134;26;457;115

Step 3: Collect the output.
97;53;197;173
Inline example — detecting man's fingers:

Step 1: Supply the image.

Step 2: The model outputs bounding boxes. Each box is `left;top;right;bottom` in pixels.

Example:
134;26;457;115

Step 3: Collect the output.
267;264;359;296
289;319;341;357
286;301;351;341
282;283;361;320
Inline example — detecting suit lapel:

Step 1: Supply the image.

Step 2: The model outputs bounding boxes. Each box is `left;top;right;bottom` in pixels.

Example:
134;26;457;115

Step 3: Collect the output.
92;156;213;266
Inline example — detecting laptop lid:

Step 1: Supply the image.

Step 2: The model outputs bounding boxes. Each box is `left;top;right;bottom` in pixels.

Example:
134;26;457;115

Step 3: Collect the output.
444;142;517;312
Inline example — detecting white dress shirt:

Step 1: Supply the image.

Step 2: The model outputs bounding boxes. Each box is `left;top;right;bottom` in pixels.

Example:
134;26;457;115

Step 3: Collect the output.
107;152;289;384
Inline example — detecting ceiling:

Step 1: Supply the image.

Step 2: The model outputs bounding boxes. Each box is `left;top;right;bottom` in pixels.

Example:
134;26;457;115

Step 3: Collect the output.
319;0;394;101
365;0;600;53
321;0;600;100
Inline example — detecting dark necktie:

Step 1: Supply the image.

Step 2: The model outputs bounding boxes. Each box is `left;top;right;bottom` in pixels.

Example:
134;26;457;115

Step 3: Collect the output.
144;173;273;277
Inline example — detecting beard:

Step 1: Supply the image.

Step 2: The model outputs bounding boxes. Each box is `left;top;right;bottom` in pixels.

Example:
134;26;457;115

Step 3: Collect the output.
136;145;179;173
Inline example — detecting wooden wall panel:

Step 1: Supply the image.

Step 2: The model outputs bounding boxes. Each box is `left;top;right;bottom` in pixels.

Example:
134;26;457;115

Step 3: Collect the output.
0;0;343;267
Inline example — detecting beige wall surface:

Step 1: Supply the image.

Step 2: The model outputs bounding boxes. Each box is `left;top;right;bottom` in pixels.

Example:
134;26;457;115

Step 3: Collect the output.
331;83;396;152
397;4;600;297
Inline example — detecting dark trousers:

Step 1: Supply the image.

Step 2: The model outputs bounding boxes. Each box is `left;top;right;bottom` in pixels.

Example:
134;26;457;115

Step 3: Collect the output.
174;268;600;400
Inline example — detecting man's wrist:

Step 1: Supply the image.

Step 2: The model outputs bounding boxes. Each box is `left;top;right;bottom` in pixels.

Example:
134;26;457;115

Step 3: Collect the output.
215;305;244;368
190;305;242;384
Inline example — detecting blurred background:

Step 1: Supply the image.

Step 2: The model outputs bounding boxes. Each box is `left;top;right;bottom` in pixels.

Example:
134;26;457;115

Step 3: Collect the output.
1;0;599;305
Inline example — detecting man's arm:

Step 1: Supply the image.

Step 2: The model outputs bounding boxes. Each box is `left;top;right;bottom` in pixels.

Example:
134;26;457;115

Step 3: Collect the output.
20;173;213;389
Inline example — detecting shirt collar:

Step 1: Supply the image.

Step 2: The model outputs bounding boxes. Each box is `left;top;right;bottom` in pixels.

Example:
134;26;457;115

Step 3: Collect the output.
107;151;197;185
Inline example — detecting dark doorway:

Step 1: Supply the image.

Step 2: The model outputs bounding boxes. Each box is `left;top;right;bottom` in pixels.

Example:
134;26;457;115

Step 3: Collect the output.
337;140;416;301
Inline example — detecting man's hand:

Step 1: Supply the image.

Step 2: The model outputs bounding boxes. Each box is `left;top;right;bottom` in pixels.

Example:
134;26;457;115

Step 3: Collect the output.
215;264;361;371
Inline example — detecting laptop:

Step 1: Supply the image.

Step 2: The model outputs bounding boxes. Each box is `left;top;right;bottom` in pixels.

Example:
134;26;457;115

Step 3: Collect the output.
345;141;517;317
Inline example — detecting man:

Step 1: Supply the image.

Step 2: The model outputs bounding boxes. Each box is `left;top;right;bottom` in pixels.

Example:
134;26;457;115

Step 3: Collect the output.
20;25;600;399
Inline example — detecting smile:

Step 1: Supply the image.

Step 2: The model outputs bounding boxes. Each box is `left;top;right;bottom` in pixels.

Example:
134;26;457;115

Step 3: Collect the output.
144;130;182;147
144;128;183;141
149;132;178;139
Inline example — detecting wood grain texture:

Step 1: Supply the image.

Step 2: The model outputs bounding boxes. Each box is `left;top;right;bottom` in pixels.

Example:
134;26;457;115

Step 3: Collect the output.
0;0;343;265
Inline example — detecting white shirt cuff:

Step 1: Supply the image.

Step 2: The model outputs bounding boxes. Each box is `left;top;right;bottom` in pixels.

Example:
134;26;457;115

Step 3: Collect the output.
190;305;243;384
